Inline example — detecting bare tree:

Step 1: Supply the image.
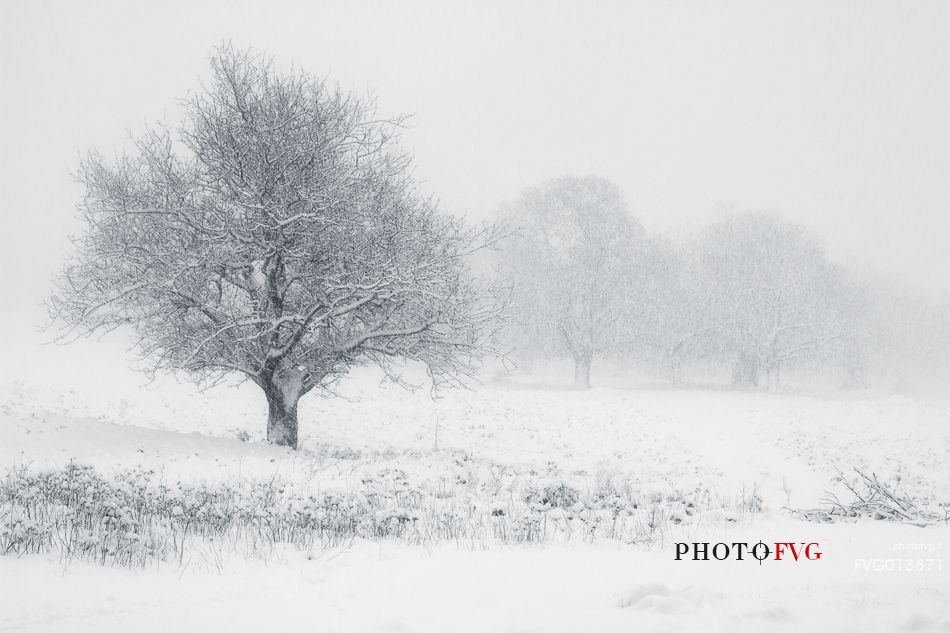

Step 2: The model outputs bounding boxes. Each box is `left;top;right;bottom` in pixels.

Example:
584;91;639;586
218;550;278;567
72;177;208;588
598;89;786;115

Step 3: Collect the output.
496;176;642;388
826;274;877;389
639;236;715;386
48;46;504;448
855;274;950;391
697;213;841;389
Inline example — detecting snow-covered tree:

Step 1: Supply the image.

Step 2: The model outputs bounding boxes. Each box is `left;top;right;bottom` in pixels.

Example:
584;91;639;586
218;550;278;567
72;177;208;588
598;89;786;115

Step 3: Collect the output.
856;275;950;391
496;176;643;388
697;213;842;389
639;236;715;386
48;46;504;448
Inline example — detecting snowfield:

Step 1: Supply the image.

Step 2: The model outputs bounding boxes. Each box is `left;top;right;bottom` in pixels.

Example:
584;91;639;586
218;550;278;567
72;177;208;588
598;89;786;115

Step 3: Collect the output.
1;368;949;632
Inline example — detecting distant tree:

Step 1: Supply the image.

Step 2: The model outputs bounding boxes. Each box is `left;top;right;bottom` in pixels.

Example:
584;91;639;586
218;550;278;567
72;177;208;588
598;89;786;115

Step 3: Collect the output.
860;276;950;391
639;236;715;386
697;213;842;389
496;176;643;388
48;46;504;449
826;274;878;389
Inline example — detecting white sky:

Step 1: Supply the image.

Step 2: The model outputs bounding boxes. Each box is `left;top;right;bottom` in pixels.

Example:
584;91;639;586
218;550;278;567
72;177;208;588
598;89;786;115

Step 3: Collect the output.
2;0;949;354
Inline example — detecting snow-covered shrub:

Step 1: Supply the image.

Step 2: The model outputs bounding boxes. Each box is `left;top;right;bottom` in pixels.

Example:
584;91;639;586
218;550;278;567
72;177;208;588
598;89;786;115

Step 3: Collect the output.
0;462;760;568
523;482;580;509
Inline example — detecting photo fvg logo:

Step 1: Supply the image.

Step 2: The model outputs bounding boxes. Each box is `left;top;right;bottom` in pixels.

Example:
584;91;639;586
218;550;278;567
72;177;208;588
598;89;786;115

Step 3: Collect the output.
675;541;822;564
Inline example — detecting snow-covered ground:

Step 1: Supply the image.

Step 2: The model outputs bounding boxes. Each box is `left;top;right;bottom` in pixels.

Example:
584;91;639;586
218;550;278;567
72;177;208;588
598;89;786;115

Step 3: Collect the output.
2;369;949;632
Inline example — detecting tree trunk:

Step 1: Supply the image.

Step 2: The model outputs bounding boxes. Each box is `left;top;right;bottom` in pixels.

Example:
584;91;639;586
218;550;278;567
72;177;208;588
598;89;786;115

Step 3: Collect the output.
573;351;592;389
732;353;759;388
766;362;781;391
264;387;299;449
667;348;683;387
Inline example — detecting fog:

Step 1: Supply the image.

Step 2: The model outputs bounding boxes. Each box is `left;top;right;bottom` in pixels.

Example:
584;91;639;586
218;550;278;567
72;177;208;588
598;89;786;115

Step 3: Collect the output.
2;0;949;390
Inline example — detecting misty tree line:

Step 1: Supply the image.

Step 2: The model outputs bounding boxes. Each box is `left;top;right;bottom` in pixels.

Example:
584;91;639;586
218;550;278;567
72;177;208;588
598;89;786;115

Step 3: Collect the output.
49;46;948;448
491;176;950;390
